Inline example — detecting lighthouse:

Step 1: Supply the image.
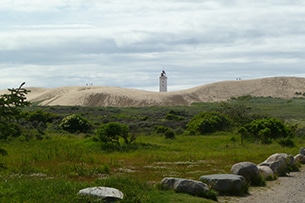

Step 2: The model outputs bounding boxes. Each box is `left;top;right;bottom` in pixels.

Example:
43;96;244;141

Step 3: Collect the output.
159;70;167;92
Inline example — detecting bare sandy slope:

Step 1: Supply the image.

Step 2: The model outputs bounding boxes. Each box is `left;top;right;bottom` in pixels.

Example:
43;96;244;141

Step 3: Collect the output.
3;76;305;107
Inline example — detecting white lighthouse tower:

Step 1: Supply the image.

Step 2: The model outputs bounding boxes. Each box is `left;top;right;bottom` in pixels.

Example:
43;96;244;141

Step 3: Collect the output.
159;70;167;92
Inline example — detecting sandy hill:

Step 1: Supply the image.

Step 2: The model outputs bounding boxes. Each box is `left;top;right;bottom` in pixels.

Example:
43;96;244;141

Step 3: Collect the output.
3;77;305;107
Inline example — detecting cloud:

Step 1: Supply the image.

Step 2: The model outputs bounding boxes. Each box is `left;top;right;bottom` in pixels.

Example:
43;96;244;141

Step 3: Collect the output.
1;1;305;91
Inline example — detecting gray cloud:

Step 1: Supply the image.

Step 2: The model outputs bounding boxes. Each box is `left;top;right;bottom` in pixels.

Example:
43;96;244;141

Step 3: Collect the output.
1;0;305;91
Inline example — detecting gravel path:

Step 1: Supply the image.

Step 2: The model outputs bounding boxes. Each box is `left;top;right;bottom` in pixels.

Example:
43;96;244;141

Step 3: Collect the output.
219;166;305;203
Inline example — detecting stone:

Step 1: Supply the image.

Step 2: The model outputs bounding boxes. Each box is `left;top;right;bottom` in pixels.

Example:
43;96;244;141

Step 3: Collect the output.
259;153;294;176
160;177;210;197
294;154;305;164
300;147;305;156
231;162;261;185
199;174;247;195
78;187;123;202
257;165;275;180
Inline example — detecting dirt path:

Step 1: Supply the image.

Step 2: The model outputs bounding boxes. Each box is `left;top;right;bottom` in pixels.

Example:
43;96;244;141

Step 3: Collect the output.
219;166;305;203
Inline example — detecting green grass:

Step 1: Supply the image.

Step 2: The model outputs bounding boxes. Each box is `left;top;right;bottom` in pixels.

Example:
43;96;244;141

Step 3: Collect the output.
0;132;303;202
2;96;305;202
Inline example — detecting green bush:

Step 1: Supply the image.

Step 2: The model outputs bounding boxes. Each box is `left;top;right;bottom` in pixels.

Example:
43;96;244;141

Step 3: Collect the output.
25;110;57;124
239;117;293;144
217;102;255;125
59;114;92;133
164;129;175;139
278;137;295;148
165;110;185;121
96;122;131;145
155;125;170;134
187;112;231;135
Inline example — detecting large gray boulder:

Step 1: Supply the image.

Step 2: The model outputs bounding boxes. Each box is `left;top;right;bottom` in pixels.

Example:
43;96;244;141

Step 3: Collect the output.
78;187;123;202
231;162;261;185
199;174;247;195
294;154;305;164
257;165;275;180
160;177;210;197
259;153;295;176
300;147;305;156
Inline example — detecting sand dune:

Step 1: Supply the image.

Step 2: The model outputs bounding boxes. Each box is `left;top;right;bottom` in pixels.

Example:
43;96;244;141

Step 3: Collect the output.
3;77;305;107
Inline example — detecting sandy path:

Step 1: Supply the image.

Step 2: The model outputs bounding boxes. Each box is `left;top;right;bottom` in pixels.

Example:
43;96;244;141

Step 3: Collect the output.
219;166;305;203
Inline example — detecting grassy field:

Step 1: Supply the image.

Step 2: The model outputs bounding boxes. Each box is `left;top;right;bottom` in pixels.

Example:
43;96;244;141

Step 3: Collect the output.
1;97;305;202
0;134;303;202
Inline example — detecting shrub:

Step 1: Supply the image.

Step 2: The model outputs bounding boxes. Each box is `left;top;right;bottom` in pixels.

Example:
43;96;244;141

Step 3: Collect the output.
155;126;170;134
278;138;295;148
165;110;185;121
217;102;254;125
25;110;58;124
59;114;92;133
187;112;231;135
239;117;293;144
164;129;175;139
96;122;131;145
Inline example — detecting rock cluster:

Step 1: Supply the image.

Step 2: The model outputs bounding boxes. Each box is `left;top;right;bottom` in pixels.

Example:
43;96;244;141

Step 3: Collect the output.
76;148;305;202
160;147;305;201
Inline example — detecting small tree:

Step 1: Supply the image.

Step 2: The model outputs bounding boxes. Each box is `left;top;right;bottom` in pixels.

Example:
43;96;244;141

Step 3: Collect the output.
0;82;30;139
0;83;30;169
59;114;92;133
97;122;130;145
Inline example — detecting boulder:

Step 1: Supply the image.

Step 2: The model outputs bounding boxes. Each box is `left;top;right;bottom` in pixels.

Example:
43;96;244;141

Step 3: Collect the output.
259;153;295;176
294;154;305;164
257;165;275;180
161;177;210;197
300;147;305;156
231;162;261;185
199;174;247;195
78;187;123;202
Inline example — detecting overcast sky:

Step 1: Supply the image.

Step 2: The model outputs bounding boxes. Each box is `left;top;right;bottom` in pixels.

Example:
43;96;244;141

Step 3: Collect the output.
1;0;305;91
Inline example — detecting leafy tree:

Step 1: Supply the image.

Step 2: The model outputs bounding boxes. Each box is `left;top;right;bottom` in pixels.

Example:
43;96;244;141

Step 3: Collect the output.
97;122;131;144
59;114;92;133
0;82;30;139
0;83;30;169
187;112;231;135
238;117;293;144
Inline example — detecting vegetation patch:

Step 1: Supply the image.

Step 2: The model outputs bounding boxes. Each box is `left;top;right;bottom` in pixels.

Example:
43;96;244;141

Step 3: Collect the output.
1;87;305;202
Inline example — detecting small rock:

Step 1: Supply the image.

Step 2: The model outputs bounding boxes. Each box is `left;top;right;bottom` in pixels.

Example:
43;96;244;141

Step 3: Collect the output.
78;187;123;202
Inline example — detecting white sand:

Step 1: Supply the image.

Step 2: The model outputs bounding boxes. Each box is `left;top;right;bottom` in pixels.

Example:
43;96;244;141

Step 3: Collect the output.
2;76;305;107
